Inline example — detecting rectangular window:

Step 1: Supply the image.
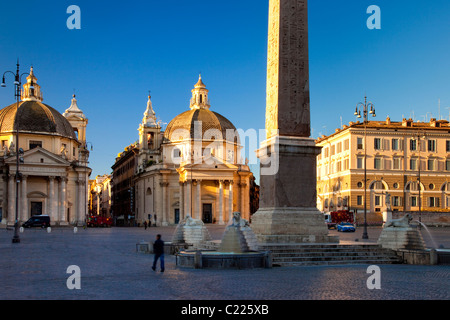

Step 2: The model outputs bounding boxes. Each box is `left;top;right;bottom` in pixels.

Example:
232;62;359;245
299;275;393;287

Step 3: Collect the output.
357;196;363;206
331;145;335;156
428;159;435;171
374;138;382;150
428;140;436;152
30;140;43;150
393;157;402;170
410;196;417;207
357;157;364;169
446;160;450;171
410;158;417;171
343;139;350;151
374;158;382;170
392;139;399;151
446;140;450;152
410;139;417;151
375;196;381;206
337;142;342;154
357;137;364;150
392;196;400;207
429;197;440;208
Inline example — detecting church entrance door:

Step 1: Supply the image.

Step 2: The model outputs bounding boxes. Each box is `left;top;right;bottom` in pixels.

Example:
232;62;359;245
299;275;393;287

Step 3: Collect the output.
31;202;43;216
202;204;212;224
174;209;180;224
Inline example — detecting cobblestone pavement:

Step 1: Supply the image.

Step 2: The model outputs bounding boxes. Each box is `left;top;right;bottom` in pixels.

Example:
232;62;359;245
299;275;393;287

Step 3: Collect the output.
0;226;449;301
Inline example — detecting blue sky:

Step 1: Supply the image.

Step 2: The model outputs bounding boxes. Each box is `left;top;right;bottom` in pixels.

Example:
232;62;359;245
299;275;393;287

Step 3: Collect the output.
0;0;449;180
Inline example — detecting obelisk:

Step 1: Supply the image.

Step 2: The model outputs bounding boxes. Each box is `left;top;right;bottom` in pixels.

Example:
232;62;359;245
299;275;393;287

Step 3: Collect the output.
251;0;336;243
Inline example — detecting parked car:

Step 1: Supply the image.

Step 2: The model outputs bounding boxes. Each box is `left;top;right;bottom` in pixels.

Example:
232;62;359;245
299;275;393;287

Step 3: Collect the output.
22;215;51;228
337;222;356;232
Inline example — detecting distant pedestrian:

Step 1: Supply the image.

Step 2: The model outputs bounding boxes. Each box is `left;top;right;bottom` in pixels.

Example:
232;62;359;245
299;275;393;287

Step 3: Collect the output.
152;234;165;273
143;221;148;230
149;214;152;227
154;214;157;227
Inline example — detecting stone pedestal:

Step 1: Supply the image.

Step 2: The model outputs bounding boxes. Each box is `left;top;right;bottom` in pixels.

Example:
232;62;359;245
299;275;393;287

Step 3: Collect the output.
172;224;212;249
382;210;393;226
251;137;337;244
219;225;259;253
252;207;337;244
378;227;426;251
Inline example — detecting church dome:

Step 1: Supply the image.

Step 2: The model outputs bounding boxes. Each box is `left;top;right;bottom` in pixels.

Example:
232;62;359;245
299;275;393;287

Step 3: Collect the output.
0;100;77;140
0;67;77;140
163;76;237;143
164;108;237;142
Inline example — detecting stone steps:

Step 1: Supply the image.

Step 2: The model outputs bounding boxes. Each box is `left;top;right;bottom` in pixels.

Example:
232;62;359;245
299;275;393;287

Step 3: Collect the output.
196;242;403;266
259;244;403;266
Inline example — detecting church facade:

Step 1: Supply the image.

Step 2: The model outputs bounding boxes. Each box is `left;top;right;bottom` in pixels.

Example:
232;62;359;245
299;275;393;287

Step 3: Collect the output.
131;76;253;226
0;67;91;227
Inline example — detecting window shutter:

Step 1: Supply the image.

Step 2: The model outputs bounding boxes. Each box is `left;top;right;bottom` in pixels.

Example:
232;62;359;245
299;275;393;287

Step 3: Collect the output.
383;139;390;151
420;141;426;152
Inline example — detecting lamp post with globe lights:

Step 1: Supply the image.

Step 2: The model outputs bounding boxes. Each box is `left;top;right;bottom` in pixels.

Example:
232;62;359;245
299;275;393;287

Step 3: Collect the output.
1;60;34;244
354;96;376;240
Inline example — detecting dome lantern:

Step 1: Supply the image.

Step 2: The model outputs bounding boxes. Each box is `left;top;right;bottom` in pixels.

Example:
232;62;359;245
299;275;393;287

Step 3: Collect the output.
190;74;210;110
21;66;43;102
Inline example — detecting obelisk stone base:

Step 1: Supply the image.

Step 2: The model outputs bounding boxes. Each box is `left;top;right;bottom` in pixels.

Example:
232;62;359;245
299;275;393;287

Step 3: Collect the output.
252;136;337;244
251;207;338;244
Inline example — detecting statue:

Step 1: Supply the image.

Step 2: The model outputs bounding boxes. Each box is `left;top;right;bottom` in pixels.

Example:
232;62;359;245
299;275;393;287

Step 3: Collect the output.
184;215;204;227
232;212;250;228
385;192;391;210
9;142;15;154
384;213;412;228
60;145;67;158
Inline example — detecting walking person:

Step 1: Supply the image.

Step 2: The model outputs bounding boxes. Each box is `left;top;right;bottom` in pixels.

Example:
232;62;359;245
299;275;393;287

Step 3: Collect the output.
152;234;165;273
143;221;148;230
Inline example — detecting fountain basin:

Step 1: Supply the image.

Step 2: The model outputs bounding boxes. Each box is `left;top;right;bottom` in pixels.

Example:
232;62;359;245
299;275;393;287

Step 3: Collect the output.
176;250;272;269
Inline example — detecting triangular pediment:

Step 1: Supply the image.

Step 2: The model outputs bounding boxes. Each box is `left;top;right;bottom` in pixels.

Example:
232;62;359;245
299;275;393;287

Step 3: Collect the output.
5;147;70;166
181;155;238;171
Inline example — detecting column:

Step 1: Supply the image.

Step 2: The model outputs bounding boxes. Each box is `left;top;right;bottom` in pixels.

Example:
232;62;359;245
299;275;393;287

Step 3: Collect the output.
186;181;191;218
179;182;184;220
21;175;28;222
196;180;202;220
240;181;246;216
160;182;169;226
49;176;56;222
77;179;85;226
59;178;67;223
219;180;224;225
8;174;15;225
228;181;234;223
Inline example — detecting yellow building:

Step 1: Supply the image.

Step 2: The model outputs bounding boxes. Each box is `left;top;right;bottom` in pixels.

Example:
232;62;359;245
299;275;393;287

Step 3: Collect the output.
0;67;91;227
316;117;450;223
89;175;112;217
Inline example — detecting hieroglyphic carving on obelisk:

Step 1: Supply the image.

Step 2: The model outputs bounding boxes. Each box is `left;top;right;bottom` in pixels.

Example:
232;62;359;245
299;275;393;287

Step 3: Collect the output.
266;0;310;139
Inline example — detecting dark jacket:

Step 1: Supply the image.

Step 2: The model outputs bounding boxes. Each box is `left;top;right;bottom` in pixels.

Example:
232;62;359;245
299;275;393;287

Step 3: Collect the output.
153;239;164;255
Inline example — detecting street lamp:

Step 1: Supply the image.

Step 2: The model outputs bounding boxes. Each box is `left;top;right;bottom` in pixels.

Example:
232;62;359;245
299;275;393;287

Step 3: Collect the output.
412;132;425;228
83;142;93;225
1;60;33;244
354;96;376;240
